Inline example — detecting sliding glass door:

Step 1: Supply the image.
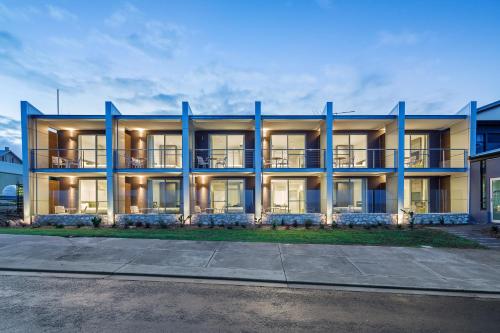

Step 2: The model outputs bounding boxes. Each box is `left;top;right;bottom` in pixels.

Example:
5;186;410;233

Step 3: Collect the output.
79;179;107;214
405;134;429;168
270;179;306;213
333;134;367;168
404;178;429;213
209;134;244;168
270;135;305;168
333;178;366;213
147;134;182;168
147;179;181;213
491;178;500;223
210;179;245;213
78;135;106;168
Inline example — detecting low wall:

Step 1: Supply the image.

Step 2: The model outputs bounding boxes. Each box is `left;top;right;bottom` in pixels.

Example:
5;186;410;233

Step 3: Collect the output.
333;213;395;225
411;213;469;225
191;213;254;225
261;213;325;225
33;214;107;226
115;214;180;225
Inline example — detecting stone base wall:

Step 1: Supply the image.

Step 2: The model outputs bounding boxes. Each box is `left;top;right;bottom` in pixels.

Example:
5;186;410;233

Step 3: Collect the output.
34;214;107;226
333;213;396;225
115;214;180;226
191;213;255;225
411;213;469;225
262;213;325;225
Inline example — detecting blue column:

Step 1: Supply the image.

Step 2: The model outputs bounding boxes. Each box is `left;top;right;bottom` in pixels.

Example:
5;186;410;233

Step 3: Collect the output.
182;101;192;220
469;101;478;157
325;102;334;224
20;101;43;224
254;101;262;220
105;102;120;224
396;101;405;222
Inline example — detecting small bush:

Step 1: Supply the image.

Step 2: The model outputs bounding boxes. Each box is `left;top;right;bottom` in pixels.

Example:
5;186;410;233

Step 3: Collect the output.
91;216;102;228
135;221;143;228
234;221;240;227
439;216;445;225
209;220;215;229
55;224;64;229
319;223;325;230
363;224;371;230
226;225;233;230
396;223;403;229
491;225;499;234
292;220;298;228
144;222;151;229
241;224;247;229
331;222;338;229
305;219;313;229
76;222;84;228
348;223;354;229
197;221;203;228
158;221;167;229
271;221;277;230
280;218;285;226
377;221;383;227
126;220;134;227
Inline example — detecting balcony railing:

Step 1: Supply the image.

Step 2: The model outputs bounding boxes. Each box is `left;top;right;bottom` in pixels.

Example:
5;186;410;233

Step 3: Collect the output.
263;149;324;168
333;148;397;169
115;149;182;169
404;148;467;169
31;149;106;169
193;149;254;168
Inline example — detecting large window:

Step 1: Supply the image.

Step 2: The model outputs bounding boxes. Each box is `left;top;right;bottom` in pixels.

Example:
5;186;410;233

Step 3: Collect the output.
333;178;366;213
333;134;367;168
147;134;182;168
404;178;429;213
78;135;106;168
270;179;306;213
209;134;244;168
270;134;305;168
79;179;107;214
210;179;245;213
147;179;181;213
405;134;429;168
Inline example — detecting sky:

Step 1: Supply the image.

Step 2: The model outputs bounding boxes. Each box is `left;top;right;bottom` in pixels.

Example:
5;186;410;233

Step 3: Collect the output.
0;0;499;155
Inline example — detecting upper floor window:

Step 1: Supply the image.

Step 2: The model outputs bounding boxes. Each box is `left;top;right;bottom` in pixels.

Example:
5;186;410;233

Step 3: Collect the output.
270;134;305;168
147;135;182;168
405;134;429;168
333;134;367;168
78;135;106;168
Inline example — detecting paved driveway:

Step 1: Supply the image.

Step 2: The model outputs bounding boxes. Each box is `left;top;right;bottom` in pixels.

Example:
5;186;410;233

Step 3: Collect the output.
0;234;499;292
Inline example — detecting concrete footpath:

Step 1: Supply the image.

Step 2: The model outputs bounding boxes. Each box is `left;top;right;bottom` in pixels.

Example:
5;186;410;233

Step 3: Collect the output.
1;234;500;293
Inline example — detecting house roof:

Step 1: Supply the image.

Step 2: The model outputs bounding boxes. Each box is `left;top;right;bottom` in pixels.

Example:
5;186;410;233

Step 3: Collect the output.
477;100;500;113
0;148;22;162
470;147;500;161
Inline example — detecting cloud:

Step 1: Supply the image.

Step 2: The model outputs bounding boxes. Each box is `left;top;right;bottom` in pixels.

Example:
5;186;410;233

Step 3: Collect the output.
376;31;422;46
46;5;77;21
0;116;21;156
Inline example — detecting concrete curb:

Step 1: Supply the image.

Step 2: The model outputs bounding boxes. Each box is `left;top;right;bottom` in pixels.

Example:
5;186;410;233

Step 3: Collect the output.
1;266;500;295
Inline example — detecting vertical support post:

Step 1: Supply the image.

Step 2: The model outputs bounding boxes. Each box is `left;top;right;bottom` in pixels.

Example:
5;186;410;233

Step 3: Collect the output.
396;101;406;223
254;101;262;221
182;101;192;220
325;102;334;224
105;102;120;224
468;101;477;215
20;101;43;224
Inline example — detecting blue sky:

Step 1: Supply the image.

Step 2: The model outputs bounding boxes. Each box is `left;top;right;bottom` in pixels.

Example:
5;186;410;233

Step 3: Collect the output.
0;0;499;154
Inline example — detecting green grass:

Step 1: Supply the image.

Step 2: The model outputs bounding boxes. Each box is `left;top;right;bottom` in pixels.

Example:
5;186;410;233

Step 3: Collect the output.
0;226;483;248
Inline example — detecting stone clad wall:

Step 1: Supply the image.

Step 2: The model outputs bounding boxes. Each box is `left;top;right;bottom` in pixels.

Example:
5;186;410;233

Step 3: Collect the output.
191;213;255;225
115;214;180;225
411;213;469;225
333;213;395;225
34;214;107;226
261;213;325;225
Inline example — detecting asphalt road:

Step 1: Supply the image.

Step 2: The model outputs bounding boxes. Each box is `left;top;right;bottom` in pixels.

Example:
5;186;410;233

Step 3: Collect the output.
0;274;499;333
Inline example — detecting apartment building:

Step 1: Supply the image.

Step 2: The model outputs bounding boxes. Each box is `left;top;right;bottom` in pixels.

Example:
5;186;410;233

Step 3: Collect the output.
21;100;476;226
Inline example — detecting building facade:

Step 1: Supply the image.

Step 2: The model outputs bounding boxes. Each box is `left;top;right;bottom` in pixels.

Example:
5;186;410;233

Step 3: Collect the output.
21;100;476;226
470;100;500;223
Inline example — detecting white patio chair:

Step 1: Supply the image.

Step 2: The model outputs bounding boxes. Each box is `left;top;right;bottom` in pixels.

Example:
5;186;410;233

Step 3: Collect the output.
54;206;66;214
130;206;140;214
197;156;209;168
194;205;202;213
51;156;63;168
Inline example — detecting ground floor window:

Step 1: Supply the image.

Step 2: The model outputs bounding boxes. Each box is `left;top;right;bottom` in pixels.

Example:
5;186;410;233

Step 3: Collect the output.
404;178;429;213
79;179;107;214
147;179;181;212
270;179;305;213
491;178;500;222
210;179;245;213
333;178;366;213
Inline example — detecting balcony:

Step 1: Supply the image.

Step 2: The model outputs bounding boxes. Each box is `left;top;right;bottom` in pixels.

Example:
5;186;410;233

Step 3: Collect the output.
404;148;467;169
31;149;106;169
116;149;182;169
333;148;397;169
263;149;324;169
193;149;254;169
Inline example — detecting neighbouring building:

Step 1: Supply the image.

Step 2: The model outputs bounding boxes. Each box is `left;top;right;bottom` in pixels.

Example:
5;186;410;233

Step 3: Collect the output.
0;147;22;197
470;100;500;223
21;100;477;226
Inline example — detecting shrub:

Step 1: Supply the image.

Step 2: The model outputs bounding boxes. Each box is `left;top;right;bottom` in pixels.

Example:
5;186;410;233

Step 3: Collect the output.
209;220;215;228
234;221;240;227
158;221;168;229
305;219;313;229
197;221;203;228
271;221;277;230
241;224;247;229
319;223;325;230
135;221;143;228
439;216;445;225
226;225;233;230
401;209;415;229
377;221;383;227
292;220;298;228
144;222;151;229
55;223;64;229
491;225;499;234
348;222;354;228
396;223;403;229
91;216;102;228
76;222;84;228
281;218;285;226
363;224;371;230
331;222;338;229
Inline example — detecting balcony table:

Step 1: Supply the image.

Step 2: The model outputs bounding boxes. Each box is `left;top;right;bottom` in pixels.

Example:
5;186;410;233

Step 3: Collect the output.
271;157;284;168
